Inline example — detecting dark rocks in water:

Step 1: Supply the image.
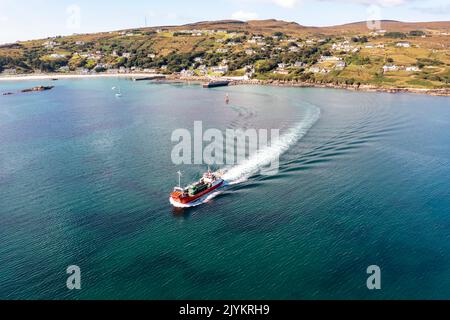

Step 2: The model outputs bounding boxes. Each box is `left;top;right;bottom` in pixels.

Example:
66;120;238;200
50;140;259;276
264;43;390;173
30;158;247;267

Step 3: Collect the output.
21;85;54;93
2;92;14;96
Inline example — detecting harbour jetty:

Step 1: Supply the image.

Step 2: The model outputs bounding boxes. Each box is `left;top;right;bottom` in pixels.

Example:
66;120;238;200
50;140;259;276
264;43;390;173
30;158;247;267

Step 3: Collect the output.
203;80;230;89
133;75;166;81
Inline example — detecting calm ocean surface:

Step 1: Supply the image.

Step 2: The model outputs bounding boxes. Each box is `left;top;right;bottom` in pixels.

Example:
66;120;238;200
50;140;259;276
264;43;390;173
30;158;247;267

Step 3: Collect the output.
0;78;449;299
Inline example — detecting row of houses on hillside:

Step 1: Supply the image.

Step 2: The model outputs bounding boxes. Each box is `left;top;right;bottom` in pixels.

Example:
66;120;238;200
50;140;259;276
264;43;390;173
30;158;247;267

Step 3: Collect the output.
383;65;420;72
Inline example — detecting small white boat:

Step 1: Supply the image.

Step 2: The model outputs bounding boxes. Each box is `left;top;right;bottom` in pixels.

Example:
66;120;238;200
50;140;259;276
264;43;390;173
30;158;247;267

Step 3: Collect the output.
113;86;122;97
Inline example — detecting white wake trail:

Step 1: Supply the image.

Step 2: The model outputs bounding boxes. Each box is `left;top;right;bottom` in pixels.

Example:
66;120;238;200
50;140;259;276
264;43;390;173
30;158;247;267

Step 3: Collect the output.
222;105;321;183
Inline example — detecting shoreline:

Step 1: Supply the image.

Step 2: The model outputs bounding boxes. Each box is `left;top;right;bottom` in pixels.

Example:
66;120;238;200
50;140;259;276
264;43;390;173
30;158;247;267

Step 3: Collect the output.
230;79;450;97
0;73;164;82
1;73;449;96
169;75;450;97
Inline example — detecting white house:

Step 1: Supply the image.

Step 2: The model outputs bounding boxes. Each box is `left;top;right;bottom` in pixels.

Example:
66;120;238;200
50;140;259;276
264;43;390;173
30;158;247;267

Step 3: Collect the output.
44;41;58;48
320;55;342;62
406;66;420;72
58;66;70;72
196;65;208;75
76;68;90;74
216;48;228;54
383;65;399;72
396;42;411;48
181;69;195;77
94;63;109;70
122;53;132;58
211;65;229;74
2;68;17;75
335;61;346;69
49;53;66;59
274;69;289;75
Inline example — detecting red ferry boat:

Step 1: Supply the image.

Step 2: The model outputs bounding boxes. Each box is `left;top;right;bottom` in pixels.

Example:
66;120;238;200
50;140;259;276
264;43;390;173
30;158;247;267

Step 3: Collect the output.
170;169;224;206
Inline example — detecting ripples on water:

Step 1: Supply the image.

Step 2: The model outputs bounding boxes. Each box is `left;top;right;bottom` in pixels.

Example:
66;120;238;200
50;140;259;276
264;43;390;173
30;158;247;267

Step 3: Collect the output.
0;80;449;299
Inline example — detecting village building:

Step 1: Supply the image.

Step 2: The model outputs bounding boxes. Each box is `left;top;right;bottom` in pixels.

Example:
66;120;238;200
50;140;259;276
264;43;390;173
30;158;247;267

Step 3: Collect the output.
211;65;229;74
406;66;420;72
180;69;195;77
216;48;229;53
49;53;67;59
335;61;347;69
2;68;17;75
396;42;411;48
383;65;399;73
274;69;289;75
320;55;342;62
58;66;70;72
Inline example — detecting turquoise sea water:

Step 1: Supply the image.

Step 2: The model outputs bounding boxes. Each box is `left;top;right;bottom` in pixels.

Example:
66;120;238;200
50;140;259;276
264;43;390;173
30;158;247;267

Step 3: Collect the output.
0;78;449;299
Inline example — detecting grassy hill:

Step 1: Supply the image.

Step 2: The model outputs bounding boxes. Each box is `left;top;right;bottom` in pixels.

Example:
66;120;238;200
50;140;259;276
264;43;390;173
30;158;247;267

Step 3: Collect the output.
1;19;449;89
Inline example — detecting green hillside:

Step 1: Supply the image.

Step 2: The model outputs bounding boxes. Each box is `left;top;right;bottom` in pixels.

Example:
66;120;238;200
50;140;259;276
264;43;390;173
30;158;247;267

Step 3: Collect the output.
1;19;449;89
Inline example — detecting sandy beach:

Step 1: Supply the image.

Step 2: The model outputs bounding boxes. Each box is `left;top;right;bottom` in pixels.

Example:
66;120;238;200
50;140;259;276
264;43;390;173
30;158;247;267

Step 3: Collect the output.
0;73;165;82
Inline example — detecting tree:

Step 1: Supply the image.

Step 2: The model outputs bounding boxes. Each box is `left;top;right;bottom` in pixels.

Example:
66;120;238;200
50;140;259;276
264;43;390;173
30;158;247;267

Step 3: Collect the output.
409;30;425;37
384;32;407;39
255;59;277;73
273;32;285;38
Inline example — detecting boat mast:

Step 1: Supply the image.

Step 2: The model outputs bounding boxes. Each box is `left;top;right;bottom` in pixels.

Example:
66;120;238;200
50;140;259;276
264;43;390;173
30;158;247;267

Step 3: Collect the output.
177;171;182;188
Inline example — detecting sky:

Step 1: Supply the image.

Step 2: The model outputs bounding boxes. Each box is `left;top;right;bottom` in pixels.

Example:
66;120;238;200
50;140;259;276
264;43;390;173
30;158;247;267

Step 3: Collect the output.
0;0;449;44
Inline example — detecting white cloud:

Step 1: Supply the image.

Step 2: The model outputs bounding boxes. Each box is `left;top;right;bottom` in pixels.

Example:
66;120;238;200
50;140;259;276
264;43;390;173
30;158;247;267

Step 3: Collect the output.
232;10;259;20
231;0;300;9
378;0;406;5
272;0;299;8
167;12;179;20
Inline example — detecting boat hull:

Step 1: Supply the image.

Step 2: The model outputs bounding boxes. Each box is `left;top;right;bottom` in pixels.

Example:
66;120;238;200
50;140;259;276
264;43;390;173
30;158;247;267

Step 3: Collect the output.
170;180;224;205
203;81;230;88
